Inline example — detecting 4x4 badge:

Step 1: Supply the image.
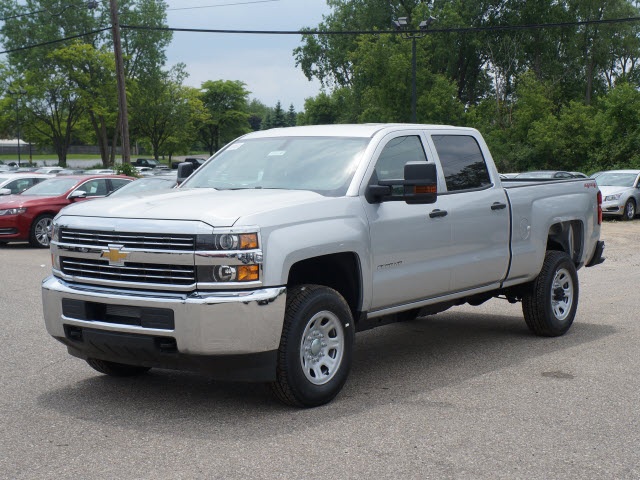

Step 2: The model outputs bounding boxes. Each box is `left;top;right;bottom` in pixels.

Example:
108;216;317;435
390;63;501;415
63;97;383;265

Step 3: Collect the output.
100;245;128;266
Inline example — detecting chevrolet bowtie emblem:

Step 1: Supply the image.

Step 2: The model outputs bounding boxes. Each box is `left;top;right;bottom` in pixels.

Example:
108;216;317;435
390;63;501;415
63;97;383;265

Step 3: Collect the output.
101;245;128;266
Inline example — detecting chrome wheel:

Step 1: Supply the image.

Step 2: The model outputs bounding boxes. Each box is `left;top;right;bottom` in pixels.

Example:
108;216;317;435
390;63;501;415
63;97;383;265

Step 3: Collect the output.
34;216;53;247
551;267;574;321
624;200;635;220
299;310;345;385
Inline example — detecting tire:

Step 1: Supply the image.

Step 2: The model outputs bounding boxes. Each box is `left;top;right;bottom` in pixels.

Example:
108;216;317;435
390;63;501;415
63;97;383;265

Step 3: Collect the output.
522;251;579;337
29;214;54;248
86;358;151;377
622;199;636;221
270;285;355;407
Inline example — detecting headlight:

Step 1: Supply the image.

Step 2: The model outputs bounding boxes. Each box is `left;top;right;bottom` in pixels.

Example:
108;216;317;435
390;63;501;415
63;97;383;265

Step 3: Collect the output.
50;223;60;242
196;233;258;250
0;207;26;216
604;193;622;201
197;265;260;283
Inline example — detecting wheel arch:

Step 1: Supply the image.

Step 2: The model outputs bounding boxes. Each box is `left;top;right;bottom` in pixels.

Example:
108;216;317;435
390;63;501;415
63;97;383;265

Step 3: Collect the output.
546;220;584;266
287;252;363;321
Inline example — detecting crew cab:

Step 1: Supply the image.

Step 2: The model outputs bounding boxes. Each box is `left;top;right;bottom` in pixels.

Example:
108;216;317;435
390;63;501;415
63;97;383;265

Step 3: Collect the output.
42;124;604;407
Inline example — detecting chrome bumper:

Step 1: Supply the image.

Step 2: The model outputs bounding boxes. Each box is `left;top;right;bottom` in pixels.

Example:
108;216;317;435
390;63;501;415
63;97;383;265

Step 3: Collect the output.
42;276;287;356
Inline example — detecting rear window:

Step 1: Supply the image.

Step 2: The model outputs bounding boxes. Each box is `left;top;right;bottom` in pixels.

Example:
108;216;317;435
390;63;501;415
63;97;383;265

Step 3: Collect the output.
432;135;492;192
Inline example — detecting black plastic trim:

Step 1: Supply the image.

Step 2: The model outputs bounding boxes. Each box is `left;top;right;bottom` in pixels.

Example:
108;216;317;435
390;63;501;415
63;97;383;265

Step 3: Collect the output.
56;326;277;382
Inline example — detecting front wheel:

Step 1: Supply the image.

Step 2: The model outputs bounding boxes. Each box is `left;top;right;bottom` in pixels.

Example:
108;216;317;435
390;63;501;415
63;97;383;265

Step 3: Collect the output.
29;214;54;247
522;251;579;337
622;199;636;221
270;285;354;407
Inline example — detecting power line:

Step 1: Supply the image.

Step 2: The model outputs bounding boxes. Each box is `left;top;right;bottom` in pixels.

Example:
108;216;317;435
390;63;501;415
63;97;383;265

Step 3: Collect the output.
0;27;111;55
0;3;85;22
120;15;640;35
167;0;280;12
4;15;640;55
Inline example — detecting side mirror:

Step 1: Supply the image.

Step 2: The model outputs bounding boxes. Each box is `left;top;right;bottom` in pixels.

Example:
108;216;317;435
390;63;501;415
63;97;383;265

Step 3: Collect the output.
366;162;438;204
68;190;87;200
0;188;11;196
177;162;194;185
403;162;438;204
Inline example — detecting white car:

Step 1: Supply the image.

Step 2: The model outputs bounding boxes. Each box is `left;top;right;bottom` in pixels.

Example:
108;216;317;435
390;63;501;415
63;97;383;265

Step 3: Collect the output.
595;170;640;220
34;167;64;174
0;173;53;195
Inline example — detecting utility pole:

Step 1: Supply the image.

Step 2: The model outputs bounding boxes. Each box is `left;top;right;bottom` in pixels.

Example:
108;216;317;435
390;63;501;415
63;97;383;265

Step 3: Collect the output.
109;0;131;163
392;16;435;123
7;88;26;167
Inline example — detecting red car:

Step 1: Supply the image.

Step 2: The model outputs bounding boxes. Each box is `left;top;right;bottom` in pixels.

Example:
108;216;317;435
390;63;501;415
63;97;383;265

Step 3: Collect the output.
0;175;133;248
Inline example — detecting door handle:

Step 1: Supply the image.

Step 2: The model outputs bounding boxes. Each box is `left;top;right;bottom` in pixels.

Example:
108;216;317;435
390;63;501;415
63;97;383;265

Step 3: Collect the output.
491;202;507;211
429;209;448;218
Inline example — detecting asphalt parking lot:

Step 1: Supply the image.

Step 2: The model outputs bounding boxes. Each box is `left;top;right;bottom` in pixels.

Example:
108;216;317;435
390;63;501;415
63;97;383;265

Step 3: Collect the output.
1;220;639;479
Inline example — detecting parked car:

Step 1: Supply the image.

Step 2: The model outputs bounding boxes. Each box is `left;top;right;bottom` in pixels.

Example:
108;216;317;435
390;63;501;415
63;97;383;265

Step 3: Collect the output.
0;175;134;247
133;158;159;168
34;167;64;174
106;175;177;197
171;157;207;169
515;170;579;179
84;169;115;175
595;170;640;221
0;173;53;195
56;169;86;176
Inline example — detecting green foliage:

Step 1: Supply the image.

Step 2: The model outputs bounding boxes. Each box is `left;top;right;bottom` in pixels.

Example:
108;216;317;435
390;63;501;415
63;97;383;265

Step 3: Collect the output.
196;80;251;155
114;162;139;177
0;0;172;166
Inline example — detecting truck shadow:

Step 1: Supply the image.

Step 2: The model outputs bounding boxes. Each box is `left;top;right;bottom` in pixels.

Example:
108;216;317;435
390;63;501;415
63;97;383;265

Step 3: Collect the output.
37;310;614;439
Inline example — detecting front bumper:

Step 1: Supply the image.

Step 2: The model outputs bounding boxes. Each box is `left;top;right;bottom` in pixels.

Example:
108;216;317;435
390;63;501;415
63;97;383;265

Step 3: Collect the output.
601;200;624;216
42;276;287;381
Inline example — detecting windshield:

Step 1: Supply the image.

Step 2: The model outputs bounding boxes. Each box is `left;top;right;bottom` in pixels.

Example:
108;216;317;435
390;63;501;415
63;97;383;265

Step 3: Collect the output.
182;136;369;196
20;178;78;196
109;177;175;197
596;172;638;187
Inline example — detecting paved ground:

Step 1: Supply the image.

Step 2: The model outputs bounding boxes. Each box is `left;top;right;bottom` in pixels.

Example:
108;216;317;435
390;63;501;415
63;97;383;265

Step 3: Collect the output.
1;221;638;479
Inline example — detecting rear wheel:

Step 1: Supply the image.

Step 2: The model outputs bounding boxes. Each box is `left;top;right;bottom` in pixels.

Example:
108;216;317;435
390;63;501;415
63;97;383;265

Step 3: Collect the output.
522;251;579;337
270;285;354;407
622;199;636;221
86;358;151;377
29;214;54;247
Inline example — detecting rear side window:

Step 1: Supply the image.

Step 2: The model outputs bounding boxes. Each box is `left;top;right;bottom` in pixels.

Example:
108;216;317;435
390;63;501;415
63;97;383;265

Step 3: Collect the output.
432;135;491;192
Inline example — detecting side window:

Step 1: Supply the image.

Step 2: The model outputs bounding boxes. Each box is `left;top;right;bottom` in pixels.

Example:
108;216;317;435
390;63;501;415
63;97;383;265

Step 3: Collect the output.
374;135;427;182
7;179;32;194
109;178;131;192
78;179;108;196
432;135;491;192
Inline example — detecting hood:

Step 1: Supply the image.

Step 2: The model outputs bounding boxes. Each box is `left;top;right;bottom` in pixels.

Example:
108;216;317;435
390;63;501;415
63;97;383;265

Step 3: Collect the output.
0;194;24;208
58;188;328;227
598;185;632;197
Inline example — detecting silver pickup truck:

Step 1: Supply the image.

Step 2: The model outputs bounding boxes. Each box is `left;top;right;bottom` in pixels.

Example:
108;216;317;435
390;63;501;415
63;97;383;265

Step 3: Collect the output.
42;124;605;407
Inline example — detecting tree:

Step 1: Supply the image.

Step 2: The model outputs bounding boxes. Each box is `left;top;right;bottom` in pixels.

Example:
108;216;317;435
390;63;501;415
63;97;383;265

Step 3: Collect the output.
287;104;297;126
0;0;172;165
196;80;251;155
130;66;198;160
271;101;287;127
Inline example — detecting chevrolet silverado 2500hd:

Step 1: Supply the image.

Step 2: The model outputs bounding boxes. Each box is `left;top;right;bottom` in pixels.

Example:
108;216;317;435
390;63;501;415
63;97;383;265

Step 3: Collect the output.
42;124;605;407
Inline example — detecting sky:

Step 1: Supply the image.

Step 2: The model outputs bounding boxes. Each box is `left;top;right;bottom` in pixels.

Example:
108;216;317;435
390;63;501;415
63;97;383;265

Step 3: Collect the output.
164;0;332;111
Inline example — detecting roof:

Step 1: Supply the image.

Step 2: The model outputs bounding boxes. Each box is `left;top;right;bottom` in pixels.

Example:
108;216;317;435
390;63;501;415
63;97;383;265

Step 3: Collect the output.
243;123;463;139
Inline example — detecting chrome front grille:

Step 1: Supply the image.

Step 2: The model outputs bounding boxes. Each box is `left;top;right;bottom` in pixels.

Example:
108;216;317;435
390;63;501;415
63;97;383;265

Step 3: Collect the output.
60;228;195;251
60;257;195;285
